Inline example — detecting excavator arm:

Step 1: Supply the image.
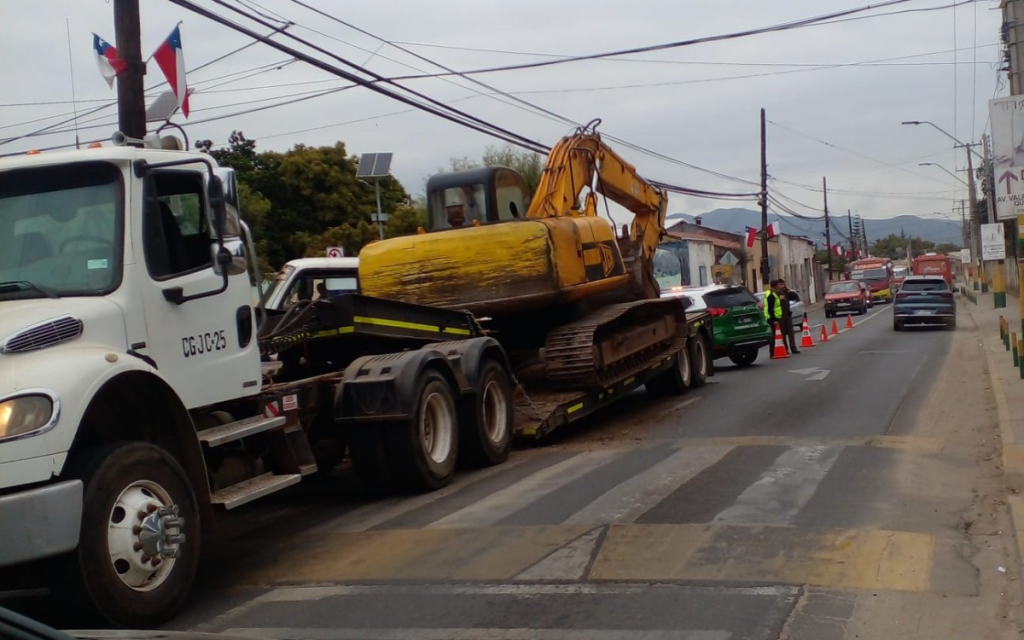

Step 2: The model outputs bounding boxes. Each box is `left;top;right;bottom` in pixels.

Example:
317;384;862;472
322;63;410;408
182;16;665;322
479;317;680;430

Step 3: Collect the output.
527;121;667;264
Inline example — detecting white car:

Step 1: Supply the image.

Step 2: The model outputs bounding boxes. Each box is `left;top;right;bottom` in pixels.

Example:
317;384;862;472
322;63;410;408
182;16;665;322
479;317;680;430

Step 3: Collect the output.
262;257;360;310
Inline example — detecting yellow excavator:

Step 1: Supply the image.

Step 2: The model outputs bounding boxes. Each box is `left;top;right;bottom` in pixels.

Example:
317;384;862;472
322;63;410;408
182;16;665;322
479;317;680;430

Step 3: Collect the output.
358;120;700;390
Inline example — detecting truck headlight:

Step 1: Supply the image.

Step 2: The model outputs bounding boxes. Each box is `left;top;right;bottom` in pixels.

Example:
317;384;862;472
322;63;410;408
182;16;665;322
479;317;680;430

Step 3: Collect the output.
0;394;56;441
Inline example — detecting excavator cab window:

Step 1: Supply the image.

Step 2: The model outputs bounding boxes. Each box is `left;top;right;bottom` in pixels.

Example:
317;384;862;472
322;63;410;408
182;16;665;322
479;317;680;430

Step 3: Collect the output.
425;167;530;231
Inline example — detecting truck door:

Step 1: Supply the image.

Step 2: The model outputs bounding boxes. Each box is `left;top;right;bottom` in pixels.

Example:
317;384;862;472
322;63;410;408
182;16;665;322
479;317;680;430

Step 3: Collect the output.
136;169;261;409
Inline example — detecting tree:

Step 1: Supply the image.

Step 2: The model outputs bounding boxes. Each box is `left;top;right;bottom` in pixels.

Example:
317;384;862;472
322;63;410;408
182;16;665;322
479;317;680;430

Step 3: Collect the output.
935;242;961;254
869;234;935;260
197;132;413;271
815;249;847;274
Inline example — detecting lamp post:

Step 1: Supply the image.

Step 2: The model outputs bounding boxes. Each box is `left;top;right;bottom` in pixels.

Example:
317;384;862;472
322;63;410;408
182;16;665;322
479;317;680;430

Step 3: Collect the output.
918;162;970;187
903;121;986;291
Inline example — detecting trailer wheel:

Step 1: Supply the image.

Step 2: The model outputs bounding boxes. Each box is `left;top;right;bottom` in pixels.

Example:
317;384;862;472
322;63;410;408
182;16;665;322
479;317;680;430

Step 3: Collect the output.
58;442;199;628
689;332;710;387
645;347;692;397
460;359;513;468
388;369;459;492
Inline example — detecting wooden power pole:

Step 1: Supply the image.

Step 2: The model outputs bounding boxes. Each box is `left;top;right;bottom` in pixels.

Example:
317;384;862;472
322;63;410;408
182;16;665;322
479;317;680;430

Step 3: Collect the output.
760;108;769;289
114;0;147;140
823;177;832;282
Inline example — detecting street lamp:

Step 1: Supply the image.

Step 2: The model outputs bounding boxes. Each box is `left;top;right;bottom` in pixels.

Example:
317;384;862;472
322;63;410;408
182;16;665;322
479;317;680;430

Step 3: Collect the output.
902;120;985;290
918;162;970;187
901;121;983;159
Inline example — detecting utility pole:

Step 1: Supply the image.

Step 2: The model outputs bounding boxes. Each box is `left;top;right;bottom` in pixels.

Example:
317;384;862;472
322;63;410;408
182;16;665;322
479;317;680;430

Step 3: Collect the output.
965;146;985;291
823;177;832;283
862;220;869;257
759;108;769;290
113;0;147;140
847;209;854;256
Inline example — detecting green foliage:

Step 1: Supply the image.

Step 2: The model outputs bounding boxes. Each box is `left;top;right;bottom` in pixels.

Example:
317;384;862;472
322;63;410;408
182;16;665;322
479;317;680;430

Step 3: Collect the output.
934;242;962;254
869;234;941;260
815;249;847;273
197;131;411;271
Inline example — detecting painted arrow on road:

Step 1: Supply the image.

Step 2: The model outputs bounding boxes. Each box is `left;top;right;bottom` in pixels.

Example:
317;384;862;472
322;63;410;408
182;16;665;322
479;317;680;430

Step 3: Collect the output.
1000;170;1019;195
789;367;831;381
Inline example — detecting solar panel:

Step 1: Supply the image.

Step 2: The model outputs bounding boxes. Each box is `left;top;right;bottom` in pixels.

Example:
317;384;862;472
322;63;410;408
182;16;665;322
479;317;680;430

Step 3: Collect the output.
356;152;393;178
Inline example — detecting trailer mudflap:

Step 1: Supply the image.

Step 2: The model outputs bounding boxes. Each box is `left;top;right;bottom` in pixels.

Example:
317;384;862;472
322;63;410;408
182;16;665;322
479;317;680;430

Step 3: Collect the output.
513;349;679;440
334;347;466;425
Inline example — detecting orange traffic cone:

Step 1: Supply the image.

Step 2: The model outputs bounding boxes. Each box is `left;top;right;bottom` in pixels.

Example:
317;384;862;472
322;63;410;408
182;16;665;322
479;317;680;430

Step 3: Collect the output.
846;314;855;330
830;319;840;336
771;323;790;359
800;314;816;348
820;325;830;342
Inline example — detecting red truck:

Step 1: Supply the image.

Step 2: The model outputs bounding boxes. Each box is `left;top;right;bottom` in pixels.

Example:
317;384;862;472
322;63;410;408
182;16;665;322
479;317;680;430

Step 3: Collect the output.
912;254;953;288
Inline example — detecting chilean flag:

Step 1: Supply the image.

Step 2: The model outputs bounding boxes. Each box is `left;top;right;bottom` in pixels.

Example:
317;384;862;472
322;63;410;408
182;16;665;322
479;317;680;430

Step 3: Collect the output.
766;221;782;239
153;26;190;118
92;34;126;89
745;226;758;248
832;243;843;256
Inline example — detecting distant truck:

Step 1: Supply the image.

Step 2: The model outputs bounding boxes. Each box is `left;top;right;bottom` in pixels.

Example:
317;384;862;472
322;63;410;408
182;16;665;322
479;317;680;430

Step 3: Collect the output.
849;258;895;303
912;254;953;288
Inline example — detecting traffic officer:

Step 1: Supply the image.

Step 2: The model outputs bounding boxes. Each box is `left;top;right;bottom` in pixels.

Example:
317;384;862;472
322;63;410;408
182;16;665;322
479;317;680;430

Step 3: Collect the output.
764;280;784;358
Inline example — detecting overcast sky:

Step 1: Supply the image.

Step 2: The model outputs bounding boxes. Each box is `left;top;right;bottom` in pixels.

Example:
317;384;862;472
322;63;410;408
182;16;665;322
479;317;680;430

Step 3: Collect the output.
0;0;1004;229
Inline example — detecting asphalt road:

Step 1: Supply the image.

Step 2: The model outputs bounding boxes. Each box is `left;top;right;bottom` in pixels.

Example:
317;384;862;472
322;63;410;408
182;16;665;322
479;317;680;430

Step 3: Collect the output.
7;299;1020;639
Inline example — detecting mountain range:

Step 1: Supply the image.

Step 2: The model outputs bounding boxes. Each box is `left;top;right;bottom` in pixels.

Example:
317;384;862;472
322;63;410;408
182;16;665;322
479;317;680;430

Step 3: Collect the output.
666;208;963;247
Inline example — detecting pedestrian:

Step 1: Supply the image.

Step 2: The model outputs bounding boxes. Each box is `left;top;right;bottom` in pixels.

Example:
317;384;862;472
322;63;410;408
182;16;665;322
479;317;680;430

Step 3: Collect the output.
777;279;800;355
764;280;783;358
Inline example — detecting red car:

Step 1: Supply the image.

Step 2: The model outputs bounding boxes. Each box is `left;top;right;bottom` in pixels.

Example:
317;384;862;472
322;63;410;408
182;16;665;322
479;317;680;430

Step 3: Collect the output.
825;280;871;317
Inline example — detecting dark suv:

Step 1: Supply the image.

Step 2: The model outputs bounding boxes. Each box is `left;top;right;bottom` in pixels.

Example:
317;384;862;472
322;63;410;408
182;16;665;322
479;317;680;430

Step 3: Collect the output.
893;275;955;330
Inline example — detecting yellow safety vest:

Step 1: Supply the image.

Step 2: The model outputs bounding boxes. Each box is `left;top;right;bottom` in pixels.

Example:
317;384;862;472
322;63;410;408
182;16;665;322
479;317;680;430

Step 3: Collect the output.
764;290;782;320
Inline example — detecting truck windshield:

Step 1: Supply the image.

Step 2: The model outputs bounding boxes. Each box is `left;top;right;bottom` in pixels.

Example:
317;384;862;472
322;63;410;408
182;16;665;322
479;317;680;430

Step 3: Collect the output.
851;268;888;282
0;161;123;299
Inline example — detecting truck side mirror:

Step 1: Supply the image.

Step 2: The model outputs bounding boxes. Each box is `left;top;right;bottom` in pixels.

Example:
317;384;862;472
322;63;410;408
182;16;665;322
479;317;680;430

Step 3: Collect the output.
208;175;227;241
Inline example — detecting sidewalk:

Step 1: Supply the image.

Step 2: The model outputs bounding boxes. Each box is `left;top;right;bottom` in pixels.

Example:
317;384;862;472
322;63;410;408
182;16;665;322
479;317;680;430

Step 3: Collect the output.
960;282;1024;598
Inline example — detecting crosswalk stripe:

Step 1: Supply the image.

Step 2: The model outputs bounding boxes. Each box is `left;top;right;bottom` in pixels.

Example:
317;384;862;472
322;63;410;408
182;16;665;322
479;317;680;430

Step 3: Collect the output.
224;628;729;640
428;450;624;529
564;445;733;526
713;445;843;525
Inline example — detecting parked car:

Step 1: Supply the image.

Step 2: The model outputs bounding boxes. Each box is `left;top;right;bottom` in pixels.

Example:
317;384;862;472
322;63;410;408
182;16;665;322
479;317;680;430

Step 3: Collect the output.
892;275;956;330
664;284;771;366
825;280;870;317
753;290;805;331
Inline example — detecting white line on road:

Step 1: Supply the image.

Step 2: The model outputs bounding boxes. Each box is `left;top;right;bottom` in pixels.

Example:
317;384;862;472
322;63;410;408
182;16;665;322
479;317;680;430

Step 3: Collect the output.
713;445;843;525
224;628;730;640
654;395;702;418
428;450;623;529
563;445;732;526
253;583;797;601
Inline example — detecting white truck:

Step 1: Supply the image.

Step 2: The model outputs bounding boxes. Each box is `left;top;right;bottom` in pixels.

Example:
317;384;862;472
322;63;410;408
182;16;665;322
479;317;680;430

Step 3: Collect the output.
0;135;519;627
0;133;709;629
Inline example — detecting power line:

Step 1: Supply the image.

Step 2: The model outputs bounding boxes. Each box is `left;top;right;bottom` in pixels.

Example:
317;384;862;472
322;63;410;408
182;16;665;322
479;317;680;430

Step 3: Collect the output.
371;0;920;80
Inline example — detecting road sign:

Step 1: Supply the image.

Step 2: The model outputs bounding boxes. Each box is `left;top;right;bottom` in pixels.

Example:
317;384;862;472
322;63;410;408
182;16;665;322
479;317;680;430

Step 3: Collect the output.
961;248;971;264
982;223;1007;260
371;213;390;223
989;96;1024;221
326;247;345;258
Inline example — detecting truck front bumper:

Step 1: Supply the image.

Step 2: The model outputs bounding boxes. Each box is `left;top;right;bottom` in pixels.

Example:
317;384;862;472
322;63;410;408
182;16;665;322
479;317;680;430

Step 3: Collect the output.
0;480;82;567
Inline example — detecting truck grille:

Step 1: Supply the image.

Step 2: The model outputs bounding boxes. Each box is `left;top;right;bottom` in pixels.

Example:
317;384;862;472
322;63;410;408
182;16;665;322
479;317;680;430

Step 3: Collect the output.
1;316;84;354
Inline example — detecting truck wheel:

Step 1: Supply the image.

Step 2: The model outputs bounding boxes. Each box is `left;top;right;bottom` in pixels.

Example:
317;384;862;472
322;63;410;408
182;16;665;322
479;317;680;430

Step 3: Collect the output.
459;359;513;468
728;349;758;367
688;333;709;387
59;442;199;628
645;347;692;397
349;426;398;496
388;369;459;492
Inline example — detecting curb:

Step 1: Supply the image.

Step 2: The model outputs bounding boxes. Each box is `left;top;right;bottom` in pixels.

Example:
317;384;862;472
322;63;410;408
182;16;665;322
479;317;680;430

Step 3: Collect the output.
962;298;1024;601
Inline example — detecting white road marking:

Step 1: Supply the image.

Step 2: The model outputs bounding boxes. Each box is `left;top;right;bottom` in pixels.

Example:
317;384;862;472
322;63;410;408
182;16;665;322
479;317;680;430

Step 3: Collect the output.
514;528;604;580
428;450;623;529
224;628;730;640
654;395;702;418
253;583;797;601
788;367;831;380
713;445;843;525
563;445;732;525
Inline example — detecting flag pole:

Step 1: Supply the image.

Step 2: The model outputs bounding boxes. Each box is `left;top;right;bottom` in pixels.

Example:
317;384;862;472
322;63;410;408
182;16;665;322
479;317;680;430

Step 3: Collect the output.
64;18;81;149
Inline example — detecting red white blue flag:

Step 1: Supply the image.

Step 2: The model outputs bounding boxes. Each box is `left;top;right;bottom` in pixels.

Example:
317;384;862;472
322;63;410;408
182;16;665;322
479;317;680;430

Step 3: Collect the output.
745;226;758;248
92;33;126;89
766;221;782;239
152;25;190;118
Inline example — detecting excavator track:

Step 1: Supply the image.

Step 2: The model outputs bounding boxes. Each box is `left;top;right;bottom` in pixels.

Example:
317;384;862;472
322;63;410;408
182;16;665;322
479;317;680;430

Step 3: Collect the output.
544;298;689;388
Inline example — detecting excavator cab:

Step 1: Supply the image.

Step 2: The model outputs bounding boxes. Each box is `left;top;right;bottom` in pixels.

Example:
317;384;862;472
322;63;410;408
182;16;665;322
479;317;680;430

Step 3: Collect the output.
425;167;529;230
